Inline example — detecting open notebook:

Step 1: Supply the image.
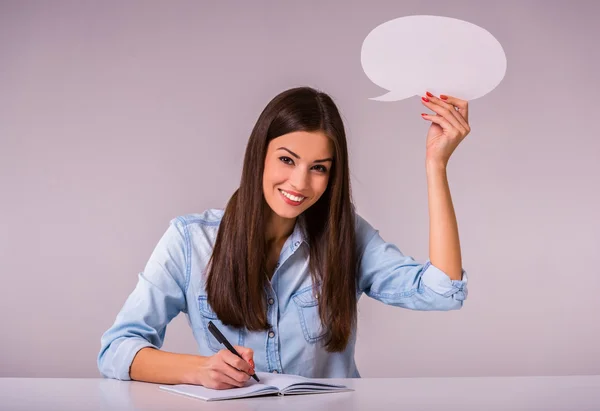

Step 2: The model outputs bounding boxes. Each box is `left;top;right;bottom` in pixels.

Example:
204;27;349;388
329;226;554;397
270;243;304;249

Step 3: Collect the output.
159;372;352;401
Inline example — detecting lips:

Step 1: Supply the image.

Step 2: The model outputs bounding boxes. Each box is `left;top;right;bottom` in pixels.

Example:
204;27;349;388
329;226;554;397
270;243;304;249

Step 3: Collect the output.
278;189;306;205
279;188;304;197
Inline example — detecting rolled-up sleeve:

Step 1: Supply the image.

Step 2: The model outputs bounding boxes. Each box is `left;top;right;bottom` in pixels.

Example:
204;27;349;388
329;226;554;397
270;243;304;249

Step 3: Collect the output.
97;217;189;380
356;214;468;310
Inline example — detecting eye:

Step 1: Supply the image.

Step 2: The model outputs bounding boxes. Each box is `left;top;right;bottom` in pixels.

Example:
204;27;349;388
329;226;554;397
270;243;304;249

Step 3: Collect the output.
279;156;294;165
312;165;328;173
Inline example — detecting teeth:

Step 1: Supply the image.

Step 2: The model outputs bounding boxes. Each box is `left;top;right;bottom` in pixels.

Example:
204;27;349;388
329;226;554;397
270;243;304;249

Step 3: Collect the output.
280;189;305;202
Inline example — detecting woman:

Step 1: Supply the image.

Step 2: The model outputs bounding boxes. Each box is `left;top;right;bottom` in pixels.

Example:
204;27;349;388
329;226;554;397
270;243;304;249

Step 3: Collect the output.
98;86;470;389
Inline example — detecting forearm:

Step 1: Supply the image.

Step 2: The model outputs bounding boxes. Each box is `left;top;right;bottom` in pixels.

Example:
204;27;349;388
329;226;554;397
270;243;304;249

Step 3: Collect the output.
130;347;206;385
426;160;463;281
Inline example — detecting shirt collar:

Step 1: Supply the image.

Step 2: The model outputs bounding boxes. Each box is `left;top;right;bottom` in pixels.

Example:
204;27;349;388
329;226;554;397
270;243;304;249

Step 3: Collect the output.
289;219;308;251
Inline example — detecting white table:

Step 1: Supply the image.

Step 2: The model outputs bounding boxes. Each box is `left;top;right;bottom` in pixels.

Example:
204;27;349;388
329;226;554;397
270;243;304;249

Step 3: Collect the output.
1;375;599;410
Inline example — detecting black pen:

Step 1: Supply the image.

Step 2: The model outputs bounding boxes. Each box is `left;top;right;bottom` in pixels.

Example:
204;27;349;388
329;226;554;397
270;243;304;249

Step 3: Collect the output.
207;320;260;382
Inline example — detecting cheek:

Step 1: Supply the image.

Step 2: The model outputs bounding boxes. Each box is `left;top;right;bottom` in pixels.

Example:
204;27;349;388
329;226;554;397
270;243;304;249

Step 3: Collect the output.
313;176;330;196
264;161;289;186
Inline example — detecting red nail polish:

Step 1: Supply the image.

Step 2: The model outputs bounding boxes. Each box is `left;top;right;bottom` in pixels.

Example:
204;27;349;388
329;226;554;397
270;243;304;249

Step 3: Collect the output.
426;91;434;97
422;96;429;102
421;113;428;116
440;95;448;100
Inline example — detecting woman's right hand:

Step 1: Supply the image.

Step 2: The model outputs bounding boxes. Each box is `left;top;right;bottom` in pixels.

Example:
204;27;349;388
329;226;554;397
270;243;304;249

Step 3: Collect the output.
187;346;255;389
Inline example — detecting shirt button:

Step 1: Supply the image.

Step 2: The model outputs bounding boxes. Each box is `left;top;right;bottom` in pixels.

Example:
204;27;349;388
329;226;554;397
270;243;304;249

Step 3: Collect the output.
272;370;279;374
268;331;275;338
294;241;300;247
275;262;280;268
268;298;274;305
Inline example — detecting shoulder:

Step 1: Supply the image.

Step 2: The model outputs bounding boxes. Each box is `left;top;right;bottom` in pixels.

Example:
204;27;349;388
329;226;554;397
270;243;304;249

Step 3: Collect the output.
167;208;225;244
354;212;377;239
170;208;225;228
353;212;379;255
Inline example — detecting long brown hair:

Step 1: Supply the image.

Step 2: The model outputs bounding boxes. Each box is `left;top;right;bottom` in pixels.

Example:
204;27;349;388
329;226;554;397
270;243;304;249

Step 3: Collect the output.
206;86;357;352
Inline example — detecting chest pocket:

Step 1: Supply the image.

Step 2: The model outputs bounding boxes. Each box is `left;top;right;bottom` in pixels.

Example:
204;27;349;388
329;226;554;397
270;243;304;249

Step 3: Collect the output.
291;285;327;343
197;296;244;352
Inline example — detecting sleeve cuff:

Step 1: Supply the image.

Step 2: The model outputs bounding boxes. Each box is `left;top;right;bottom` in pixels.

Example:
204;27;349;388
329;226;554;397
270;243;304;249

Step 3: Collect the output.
111;338;157;381
421;261;468;301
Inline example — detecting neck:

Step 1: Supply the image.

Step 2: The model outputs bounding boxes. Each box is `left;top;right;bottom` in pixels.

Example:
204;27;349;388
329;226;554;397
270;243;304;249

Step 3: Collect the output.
264;207;296;247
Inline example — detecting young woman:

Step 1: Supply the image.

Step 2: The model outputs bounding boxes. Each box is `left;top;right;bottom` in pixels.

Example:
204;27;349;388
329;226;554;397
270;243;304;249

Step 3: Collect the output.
98;86;470;389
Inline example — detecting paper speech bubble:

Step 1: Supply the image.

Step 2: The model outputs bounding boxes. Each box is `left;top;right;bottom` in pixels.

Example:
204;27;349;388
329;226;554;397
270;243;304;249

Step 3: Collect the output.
361;15;507;101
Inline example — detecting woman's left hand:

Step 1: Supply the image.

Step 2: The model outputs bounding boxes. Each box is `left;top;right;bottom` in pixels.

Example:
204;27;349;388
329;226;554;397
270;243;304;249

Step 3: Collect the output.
421;92;471;168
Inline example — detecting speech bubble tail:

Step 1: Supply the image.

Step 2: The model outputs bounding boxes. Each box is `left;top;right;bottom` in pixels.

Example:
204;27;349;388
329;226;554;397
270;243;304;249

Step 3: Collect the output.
369;90;413;102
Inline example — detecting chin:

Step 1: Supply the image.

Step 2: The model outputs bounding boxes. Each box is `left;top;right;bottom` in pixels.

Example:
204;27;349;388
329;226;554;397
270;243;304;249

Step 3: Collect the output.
272;206;304;220
267;197;309;219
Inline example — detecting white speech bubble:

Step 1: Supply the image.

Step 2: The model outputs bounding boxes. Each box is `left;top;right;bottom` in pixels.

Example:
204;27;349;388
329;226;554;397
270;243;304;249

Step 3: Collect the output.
361;15;507;101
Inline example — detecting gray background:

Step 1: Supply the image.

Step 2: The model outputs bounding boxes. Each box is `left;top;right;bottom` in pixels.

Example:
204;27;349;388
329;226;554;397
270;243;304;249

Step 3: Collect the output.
1;0;599;378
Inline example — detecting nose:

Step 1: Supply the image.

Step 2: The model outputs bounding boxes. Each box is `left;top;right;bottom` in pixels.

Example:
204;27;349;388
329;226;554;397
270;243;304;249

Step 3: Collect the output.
289;166;309;192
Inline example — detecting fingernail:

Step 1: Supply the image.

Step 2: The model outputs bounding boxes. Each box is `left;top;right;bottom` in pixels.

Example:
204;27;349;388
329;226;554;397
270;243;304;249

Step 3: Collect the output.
249;359;255;367
249;368;255;375
425;91;434;97
421;96;429;102
421;113;428;117
440;95;448;100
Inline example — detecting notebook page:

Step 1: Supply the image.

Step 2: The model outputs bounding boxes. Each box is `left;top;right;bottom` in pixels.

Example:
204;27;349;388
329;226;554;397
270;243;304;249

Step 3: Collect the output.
283;385;352;394
254;372;315;390
285;384;348;390
254;372;348;392
282;388;352;395
159;380;277;401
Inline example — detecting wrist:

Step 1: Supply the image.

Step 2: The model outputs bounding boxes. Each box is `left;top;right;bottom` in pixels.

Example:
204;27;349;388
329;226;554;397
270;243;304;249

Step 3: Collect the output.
425;158;447;174
181;355;207;385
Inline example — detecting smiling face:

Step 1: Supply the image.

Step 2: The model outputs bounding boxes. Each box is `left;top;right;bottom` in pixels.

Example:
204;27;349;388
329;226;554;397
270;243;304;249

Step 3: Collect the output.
262;130;334;220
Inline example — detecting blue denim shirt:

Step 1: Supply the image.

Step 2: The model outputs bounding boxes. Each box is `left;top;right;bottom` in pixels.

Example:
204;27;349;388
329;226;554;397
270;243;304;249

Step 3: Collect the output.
98;209;467;380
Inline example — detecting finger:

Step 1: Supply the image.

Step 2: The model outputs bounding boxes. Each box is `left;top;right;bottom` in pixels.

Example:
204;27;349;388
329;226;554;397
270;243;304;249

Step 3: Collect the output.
421;113;453;132
205;369;239;389
421;96;466;136
439;94;469;123
216;349;253;376
426;92;470;131
224;363;252;385
213;369;247;388
423;94;468;133
221;351;253;382
234;346;254;367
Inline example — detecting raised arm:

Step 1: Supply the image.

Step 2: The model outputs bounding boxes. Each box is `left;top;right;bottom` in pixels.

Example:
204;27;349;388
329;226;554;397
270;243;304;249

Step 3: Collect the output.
421;92;471;280
355;92;471;310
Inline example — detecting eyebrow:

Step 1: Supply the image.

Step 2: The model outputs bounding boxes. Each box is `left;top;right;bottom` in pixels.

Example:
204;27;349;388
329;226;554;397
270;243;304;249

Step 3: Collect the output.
277;147;333;163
